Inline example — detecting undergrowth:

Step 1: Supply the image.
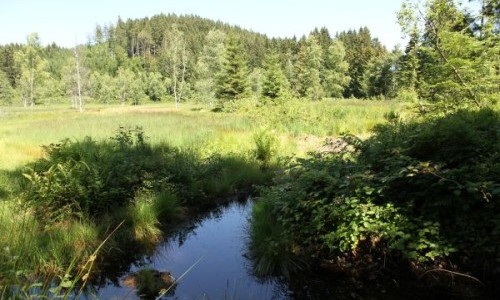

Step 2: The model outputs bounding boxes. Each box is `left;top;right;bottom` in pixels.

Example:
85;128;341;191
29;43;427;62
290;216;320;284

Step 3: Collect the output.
250;108;500;291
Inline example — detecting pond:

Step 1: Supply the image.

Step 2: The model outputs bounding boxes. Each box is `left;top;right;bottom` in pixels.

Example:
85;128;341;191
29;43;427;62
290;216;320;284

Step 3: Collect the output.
95;198;288;299
92;198;437;300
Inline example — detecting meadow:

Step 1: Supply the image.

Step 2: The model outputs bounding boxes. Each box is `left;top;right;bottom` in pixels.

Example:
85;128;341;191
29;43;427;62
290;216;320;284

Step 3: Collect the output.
0;99;399;296
0;99;399;170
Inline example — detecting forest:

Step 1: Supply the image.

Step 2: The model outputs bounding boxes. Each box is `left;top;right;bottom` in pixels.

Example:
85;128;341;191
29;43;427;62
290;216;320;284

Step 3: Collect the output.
0;0;499;299
0;1;498;108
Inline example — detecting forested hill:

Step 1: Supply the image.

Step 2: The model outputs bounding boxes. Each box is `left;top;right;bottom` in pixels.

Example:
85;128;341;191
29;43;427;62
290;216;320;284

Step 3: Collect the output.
0;12;392;107
1;2;498;109
99;13;272;69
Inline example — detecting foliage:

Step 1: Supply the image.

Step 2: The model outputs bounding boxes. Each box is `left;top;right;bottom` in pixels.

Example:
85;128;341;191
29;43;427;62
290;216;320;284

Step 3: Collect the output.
20;125;275;223
322;40;351;98
337;27;387;98
193;29;226;104
251;108;500;278
215;37;248;106
397;0;500;109
0;70;15;105
252;129;278;168
261;54;290;100
0;13;412;107
294;35;324;100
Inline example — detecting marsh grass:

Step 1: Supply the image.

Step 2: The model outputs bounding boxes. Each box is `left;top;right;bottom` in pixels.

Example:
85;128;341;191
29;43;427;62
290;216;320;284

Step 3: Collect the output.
0;100;397;170
233;98;401;137
0;103;256;170
249;198;301;278
0;100;397;295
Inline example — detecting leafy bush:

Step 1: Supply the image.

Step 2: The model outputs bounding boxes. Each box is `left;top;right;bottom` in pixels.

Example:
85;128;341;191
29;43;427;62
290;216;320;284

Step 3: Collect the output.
22;127;162;222
22;126;273;224
251;108;500;278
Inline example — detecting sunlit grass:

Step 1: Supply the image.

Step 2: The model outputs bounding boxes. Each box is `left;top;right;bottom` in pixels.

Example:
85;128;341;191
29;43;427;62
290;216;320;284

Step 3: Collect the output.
0;100;398;170
0;103;257;170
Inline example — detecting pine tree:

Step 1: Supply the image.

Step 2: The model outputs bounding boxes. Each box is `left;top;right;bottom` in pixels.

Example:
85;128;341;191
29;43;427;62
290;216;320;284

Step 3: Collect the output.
0;70;15;105
0;45;21;88
337;27;386;98
215;37;248;105
261;54;290;99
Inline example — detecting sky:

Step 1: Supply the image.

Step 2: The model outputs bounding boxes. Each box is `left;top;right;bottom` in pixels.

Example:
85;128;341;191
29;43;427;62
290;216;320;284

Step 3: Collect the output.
0;0;407;49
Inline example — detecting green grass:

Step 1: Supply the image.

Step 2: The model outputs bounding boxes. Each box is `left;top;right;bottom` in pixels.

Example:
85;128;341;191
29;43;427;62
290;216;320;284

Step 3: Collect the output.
0;99;399;295
0;100;399;171
0;103;258;170
234;97;403;137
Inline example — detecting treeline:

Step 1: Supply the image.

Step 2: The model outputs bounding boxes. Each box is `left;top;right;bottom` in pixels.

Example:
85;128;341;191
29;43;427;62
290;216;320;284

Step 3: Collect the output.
0;14;395;108
0;0;499;110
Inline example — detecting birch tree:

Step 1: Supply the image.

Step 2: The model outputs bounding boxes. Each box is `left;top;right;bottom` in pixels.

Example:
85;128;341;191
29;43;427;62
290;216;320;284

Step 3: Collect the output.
15;33;46;107
63;46;87;111
162;24;188;108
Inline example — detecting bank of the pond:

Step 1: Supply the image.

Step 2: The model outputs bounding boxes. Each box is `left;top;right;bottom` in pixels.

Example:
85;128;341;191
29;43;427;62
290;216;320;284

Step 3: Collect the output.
95;198;458;300
0;126;277;297
249;108;500;300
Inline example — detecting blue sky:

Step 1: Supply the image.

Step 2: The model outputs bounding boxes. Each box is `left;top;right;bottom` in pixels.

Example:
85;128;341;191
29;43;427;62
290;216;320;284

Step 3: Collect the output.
0;0;406;49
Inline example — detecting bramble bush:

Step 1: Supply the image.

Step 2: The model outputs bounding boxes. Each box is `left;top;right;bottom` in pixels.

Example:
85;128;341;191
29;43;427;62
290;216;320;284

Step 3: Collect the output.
251;108;499;278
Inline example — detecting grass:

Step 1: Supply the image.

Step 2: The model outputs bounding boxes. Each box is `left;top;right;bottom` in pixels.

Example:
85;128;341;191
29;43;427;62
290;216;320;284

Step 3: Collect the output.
0;103;256;170
0;99;399;295
0;100;400;170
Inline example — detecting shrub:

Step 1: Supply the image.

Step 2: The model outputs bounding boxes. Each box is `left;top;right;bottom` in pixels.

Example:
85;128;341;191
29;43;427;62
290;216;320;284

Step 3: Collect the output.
251;108;500;278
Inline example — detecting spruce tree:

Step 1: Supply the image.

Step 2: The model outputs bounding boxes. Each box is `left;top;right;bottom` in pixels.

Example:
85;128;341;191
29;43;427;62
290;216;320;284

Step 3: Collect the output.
261;54;290;99
0;70;14;105
215;37;248;105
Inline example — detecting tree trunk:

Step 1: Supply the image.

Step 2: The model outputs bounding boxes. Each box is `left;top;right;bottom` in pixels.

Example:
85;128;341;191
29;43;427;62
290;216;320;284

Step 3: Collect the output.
75;48;83;112
29;68;34;107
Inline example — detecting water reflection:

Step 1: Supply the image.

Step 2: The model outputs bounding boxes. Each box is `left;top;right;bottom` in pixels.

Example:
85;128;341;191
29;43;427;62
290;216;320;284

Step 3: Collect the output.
96;198;287;299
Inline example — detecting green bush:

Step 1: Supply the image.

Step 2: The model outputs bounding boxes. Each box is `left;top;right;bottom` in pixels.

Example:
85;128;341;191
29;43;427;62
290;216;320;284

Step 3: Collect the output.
251;108;500;277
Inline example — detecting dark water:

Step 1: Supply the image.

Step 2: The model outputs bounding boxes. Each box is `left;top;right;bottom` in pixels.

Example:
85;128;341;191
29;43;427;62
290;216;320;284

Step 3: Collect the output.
96;199;287;299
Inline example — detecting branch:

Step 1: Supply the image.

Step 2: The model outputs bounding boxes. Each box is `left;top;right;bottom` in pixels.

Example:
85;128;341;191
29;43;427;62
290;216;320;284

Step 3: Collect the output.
418;268;485;286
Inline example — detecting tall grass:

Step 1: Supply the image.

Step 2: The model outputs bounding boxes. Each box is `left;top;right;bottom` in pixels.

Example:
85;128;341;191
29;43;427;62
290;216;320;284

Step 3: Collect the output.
0;101;398;170
0;100;398;294
0;103;254;170
234;98;402;137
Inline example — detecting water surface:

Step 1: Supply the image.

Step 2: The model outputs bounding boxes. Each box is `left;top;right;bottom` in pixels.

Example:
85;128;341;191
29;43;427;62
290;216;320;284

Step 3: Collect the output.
96;199;287;299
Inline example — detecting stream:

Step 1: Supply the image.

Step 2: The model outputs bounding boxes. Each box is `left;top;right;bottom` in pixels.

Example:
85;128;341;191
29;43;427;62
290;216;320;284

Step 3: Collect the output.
95;198;288;299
